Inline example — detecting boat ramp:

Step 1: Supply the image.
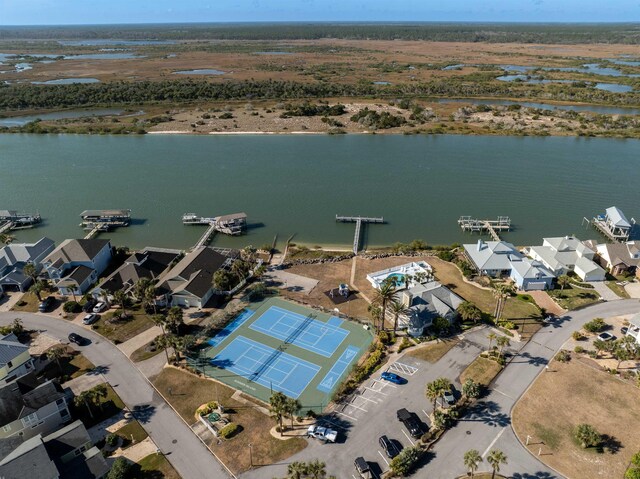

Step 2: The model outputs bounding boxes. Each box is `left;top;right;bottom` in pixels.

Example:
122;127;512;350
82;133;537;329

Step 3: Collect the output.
458;216;511;241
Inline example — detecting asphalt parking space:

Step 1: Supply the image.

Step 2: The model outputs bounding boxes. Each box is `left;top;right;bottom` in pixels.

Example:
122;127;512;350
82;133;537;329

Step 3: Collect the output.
388;361;419;376
337;379;396;421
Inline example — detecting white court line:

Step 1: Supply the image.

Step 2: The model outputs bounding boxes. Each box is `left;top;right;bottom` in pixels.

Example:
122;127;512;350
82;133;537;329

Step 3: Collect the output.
401;429;415;446
378;451;390;467
335;411;358;421
482;427;506;458
364;386;388;396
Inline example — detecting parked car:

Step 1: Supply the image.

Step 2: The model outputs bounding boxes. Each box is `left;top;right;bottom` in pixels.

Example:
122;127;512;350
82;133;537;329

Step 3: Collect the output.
354;457;373;479
397;408;423;437
621;326;629;335
82;313;99;325
379;435;400;458
598;332;616;341
307;424;337;443
381;371;406;385
82;298;97;313
38;296;55;312
443;390;455;405
68;333;87;345
92;302;107;313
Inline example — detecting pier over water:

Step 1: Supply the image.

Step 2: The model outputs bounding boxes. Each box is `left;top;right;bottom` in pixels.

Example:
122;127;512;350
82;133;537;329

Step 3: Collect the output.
336;215;385;254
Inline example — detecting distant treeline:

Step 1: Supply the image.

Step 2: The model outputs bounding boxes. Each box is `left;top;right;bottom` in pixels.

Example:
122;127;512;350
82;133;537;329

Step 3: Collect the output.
2;78;640;111
2;23;640;44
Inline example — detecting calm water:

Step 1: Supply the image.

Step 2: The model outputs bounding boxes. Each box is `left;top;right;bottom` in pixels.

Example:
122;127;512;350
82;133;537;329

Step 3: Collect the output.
0;108;124;127
2;134;640;250
31;78;100;85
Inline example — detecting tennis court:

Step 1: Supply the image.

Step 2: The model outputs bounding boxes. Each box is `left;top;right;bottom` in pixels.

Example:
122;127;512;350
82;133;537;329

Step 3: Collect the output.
199;297;374;410
249;305;348;357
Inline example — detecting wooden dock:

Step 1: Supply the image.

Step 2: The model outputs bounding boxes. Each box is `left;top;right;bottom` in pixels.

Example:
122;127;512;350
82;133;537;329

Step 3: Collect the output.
458;216;511;241
336;215;385;254
0;210;41;233
194;223;218;249
184;212;247;248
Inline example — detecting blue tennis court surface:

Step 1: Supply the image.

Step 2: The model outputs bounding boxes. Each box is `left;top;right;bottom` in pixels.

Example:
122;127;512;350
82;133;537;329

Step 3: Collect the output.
207;309;255;348
316;346;360;393
249;305;348;357
211;336;321;399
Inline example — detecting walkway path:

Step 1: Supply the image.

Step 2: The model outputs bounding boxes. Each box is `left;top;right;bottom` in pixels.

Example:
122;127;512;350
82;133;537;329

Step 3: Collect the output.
63;372;104;396
589;281;622;302
528;290;566;316
0;312;233;479
112;437;158;463
118;325;162;357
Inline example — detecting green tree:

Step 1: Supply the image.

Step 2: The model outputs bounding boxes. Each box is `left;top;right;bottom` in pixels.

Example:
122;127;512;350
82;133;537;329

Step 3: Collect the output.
133;278;152;301
496;335;511;359
269;392;288;437
172;334;195;363
462;378;481;399
305;459;327;479
389;300;408;333
285;397;301;431
486;449;507;479
165;306;184;334
487;332;497;351
368;303;382;331
592;339;608;358
463;449;483;479
107;457;131;479
286;461;308;479
426;377;451;410
74;389;98;419
373;280;396;331
457;301;482;324
614;342;632;369
557;274;571;291
150;314;170;364
46;346;65;370
29;280;45;301
625;468;640;479
213;269;234;291
389;446;421;477
113;290;128;318
22;263;38;286
574;423;601;448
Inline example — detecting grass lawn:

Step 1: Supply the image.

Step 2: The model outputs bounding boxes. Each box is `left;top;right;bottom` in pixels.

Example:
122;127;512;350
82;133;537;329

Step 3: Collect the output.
425;258;541;320
91;308;154;344
460;356;503;387
513;358;640;479
71;383;125;428
41;346;95;381
547;286;601;310
11;292;41;312
153;367;307;475
115;420;148;448
135;453;181;479
407;338;459;363
130;336;165;363
605;281;630;299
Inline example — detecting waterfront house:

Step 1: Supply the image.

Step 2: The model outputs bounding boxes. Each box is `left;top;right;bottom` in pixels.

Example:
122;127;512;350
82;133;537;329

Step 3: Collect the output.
0;419;108;479
92;247;181;301
0;373;70;441
529;236;605;282
463;240;523;277
42;239;112;296
366;261;433;290
595;241;640;276
0;238;55;293
0;334;34;385
156;246;239;308
508;258;555;291
592;206;634;242
398;281;464;336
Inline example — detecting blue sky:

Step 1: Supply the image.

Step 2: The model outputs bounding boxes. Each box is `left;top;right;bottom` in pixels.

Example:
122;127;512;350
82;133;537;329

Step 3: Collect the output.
1;0;639;25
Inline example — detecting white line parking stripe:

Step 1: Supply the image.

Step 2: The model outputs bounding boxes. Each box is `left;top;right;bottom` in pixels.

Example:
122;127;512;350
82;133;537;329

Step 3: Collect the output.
364;386;388;395
335;411;358;421
422;409;430;418
378;450;390;467
401;429;415;446
482;427;506;458
347;402;368;412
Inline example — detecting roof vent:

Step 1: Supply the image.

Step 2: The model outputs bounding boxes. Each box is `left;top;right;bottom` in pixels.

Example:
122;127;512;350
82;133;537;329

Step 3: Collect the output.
477;239;484;251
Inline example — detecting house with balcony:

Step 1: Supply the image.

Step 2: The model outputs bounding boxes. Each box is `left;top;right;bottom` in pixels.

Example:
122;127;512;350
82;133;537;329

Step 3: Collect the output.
0;373;70;441
398;281;464;336
0;334;34;385
0;419;108;479
463;240;524;277
42;239;112;296
529;236;606;282
0;238;55;293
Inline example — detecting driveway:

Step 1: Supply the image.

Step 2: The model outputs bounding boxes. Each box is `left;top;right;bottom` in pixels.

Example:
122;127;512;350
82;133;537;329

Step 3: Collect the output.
0;312;233;479
588;281;621;302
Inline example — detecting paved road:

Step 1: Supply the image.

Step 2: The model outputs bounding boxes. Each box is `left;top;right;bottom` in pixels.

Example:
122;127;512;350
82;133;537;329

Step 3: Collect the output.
0;312;233;479
428;299;640;479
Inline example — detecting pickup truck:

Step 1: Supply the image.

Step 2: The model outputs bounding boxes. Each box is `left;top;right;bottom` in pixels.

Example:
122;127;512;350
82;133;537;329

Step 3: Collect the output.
307;424;338;443
397;408;423;438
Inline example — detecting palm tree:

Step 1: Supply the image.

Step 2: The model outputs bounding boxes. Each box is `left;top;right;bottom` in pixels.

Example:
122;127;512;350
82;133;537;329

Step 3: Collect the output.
557;274;571;291
74;390;97;419
29;280;45;301
373;281;396;331
426;377;451;410
143;285;158;314
269;392;288;436
457;301;482;324
487;332;497;351
368;304;382;331
113;290;127;318
389;300;408;333
23;263;38;286
93;384;108;411
284;397;302;431
151;314;170;363
404;274;413;290
436;377;452;407
46;346;65;370
463;449;483;479
492;282;514;320
496;335;510;359
305;459;327;479
133;278;152;302
173;334;195;363
166;306;184;335
487;449;507;479
287;461;308;479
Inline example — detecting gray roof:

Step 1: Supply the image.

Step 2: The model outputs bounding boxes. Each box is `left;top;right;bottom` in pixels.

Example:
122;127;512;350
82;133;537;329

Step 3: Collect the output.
64;265;94;285
45;239;110;266
463;240;522;272
0;238;55;266
98;249;180;294
0;333;28;368
80;209;130;218
0;435;58;479
404;281;464;330
606;206;632;228
0;374;65;426
42;420;89;460
598;242;640;268
510;258;555;280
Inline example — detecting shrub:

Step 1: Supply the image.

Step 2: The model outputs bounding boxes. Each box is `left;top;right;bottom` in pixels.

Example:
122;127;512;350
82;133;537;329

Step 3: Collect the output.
556;350;571;363
437;250;455;262
500;321;516;330
397;337;412;353
107;457;131;479
574;423;601;448
63;301;81;313
390;446;422;477
572;331;586;341
462;378;480;399
306;409;317;419
584;318;605;333
219;423;241;439
378;330;392;345
574;346;585;353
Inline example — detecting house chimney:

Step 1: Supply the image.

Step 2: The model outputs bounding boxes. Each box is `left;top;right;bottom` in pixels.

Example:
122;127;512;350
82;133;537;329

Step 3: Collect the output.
477;239;484;251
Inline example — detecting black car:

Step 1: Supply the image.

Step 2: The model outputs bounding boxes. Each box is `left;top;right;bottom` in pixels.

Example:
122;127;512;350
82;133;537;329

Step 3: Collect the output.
397;408;423;438
68;333;87;345
379;435;400;458
354;457;372;479
38;296;55;312
82;298;97;313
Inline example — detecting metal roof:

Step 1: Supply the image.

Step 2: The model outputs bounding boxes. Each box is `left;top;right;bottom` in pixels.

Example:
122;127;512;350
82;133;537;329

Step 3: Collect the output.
606;206;632;228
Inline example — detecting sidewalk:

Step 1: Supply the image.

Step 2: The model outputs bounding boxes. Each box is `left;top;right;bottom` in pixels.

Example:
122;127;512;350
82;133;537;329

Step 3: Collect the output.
112;437;158;463
589;281;621;302
86;411;128;443
63;373;104;397
118;325;162;357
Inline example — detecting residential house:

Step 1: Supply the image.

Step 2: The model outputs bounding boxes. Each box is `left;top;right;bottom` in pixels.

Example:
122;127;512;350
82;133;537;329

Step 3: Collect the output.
0;238;55;293
92;247;181;301
596;241;640;276
398;281;464;336
157;246;238;308
463;240;524;277
0;333;34;385
42;239;112;296
0;420;108;479
509;258;555;291
529;236;606;282
593;206;634;242
0;373;70;441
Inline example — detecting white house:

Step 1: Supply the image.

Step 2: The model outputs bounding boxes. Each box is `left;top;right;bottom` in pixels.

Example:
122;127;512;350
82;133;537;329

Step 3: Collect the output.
508;258;555;291
463;240;524;277
529;236;605;282
42;239;112;295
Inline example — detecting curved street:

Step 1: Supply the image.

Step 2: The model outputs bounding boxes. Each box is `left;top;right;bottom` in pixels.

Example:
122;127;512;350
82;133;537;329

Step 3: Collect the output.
0;311;233;479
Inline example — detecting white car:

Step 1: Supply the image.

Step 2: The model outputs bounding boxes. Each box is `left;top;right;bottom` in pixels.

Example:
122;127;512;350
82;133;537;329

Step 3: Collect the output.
307;424;337;443
92;302;107;313
82;313;99;325
443;390;455;405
